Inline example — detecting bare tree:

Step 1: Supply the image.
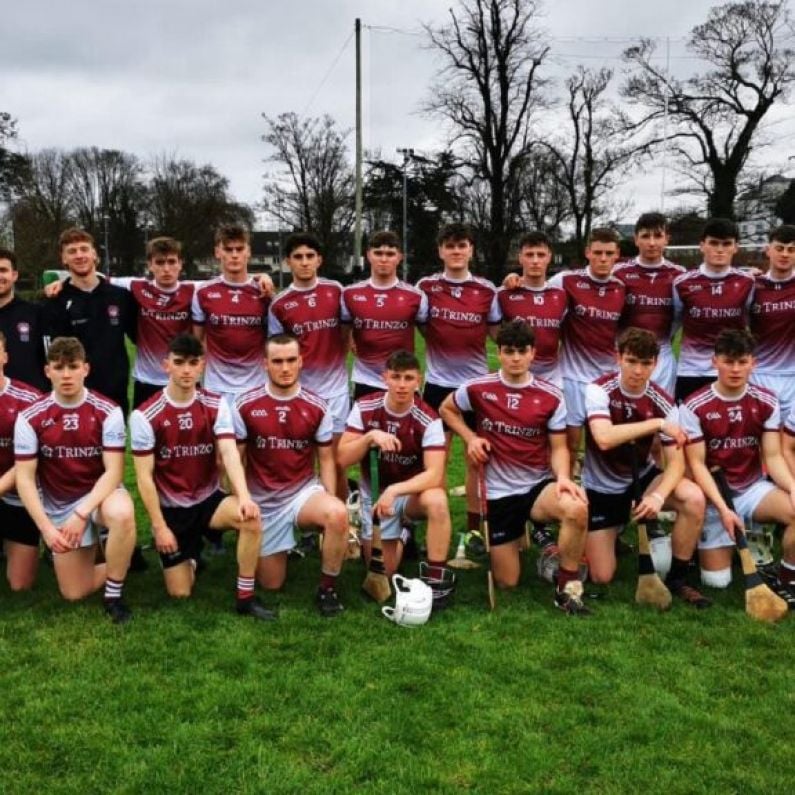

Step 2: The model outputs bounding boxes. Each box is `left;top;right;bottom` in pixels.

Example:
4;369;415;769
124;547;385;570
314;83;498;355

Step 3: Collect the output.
0;112;27;202
515;148;572;242
623;1;795;219
423;0;549;280
261;113;354;270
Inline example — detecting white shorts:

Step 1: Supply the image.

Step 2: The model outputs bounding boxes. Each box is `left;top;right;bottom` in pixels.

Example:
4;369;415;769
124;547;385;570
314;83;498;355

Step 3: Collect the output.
563;378;587;426
360;494;412;541
699;479;777;550
751;372;795;418
259;481;325;556
323;391;350;435
652;345;676;397
49;499;104;551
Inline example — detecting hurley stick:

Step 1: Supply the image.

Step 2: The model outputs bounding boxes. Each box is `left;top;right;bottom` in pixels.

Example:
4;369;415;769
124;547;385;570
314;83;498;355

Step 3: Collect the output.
361;448;391;603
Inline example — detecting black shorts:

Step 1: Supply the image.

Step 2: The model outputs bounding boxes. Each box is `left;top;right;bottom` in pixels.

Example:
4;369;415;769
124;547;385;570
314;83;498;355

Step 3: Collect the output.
133;380;164;409
423;382;476;432
675;375;714;404
0;500;40;547
587;466;661;532
159;490;226;569
486;479;555;546
352;382;386;402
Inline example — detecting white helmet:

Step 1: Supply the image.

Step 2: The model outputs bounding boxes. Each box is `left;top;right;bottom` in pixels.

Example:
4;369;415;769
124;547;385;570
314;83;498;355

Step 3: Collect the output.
382;575;433;627
650;534;672;578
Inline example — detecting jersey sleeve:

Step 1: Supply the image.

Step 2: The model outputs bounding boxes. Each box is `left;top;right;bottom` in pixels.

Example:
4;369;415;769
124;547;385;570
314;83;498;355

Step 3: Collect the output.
267;306;284;336
129;410;155;454
422;417;446;450
547;395;567;432
585;383;610;421
415;291;429;324
339;291;352;323
213;398;236;439
345;402;365;433
190;289;206;324
679;403;703;444
102;407;127;451
14;414;38;460
229;401;247;441
487;292;502;324
315;408;334;445
547;271;565;290
452;383;473;413
764;399;781;432
784;405;795;436
111;277;135;291
659;404;679;447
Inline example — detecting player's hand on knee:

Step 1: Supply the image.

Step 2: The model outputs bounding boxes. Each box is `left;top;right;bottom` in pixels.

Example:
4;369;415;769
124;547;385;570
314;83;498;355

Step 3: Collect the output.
556;477;586;503
375;487;397;518
44;525;71;554
153;525;179;555
368;431;401;453
238;497;260;523
61;513;87;548
467;436;490;464
633;492;663;520
719;508;743;541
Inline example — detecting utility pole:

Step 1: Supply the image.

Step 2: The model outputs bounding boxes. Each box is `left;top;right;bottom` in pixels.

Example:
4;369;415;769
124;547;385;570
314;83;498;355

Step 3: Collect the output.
397;147;414;282
102;212;111;276
353;18;363;274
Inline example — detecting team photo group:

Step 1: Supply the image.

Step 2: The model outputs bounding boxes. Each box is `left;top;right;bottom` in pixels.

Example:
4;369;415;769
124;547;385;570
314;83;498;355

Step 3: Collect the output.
1;212;794;625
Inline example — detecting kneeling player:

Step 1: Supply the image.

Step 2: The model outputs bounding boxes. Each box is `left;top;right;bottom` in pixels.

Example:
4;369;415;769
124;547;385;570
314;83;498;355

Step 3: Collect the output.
14;337;136;622
440;321;591;614
583;328;709;606
337;350;455;608
681;329;795;599
230;334;349;617
130;334;272;619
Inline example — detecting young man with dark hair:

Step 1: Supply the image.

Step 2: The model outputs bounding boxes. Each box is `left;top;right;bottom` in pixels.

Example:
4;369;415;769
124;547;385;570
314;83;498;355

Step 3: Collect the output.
749;224;795;417
341;231;427;400
672;218;754;402
497;231;567;386
582;327;709;605
0;247;48;391
549;227;626;463
130;334;272;619
230;334;350;617
0;331;42;590
14;337;137;622
680;328;795;597
440;321;591;615
337;349;455;607
613;213;684;396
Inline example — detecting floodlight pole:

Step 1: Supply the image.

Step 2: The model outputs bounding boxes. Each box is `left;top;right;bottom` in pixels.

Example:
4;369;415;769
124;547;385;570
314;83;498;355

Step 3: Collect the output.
397;147;414;282
354;18;363;274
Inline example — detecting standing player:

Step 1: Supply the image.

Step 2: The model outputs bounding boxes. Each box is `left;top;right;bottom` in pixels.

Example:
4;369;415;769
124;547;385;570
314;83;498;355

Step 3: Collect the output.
417;223;501;543
0;332;42;590
0;248;48;391
497;231;567;386
550;228;625;463
268;233;350;503
672;218;755;402
613;213;684;396
680;329;795;595
192;224;270;402
337;350;455;607
230;334;349;617
440;321;591;615
582;328;710;605
130;334;273;619
749;225;795;417
341;231;427;399
14;337;137;622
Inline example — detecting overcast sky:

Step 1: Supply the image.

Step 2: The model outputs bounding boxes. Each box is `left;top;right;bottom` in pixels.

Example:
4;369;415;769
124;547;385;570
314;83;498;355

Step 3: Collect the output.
3;0;794;227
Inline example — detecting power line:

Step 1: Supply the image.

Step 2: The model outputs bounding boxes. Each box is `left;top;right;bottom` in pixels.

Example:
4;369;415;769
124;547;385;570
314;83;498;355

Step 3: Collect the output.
301;30;355;115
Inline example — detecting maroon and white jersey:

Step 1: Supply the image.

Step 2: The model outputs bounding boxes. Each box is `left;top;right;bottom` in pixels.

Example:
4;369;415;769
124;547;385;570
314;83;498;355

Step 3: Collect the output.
496;283;567;380
14;389;125;513
341;279;428;389
680;383;779;492
130;388;234;508
548;268;625;382
783;404;795;438
417;273;501;387
268;279;347;398
192;277;269;395
453;372;566;499
114;277;195;385
0;378;41;506
672;266;754;377
230;385;333;510
749;272;795;375
345;393;445;500
583;373;677;493
613;258;684;346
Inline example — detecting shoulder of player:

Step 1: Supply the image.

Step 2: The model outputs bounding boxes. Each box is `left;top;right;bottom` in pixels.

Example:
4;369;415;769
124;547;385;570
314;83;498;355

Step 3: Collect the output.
235;384;270;411
297;386;329;410
409;395;440;426
6;379;42;404
682;384;716;413
592;372;620;391
20;393;55;421
315;277;344;292
464;372;501;390
645;380;675;412
85;389;121;416
531;376;564;401
746;384;779;410
357;392;387;413
468;274;497;292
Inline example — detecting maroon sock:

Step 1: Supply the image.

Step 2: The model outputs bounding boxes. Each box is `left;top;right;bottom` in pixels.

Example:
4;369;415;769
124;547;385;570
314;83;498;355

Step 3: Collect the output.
425;560;446;580
467;512;480;533
556;566;579;592
319;572;337;591
779;561;795;584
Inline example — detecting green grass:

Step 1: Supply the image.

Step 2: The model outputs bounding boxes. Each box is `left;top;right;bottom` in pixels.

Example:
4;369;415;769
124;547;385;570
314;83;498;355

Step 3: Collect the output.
1;337;794;794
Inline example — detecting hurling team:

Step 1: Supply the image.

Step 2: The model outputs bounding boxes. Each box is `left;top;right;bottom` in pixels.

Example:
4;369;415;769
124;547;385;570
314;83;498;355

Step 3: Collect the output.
1;211;794;622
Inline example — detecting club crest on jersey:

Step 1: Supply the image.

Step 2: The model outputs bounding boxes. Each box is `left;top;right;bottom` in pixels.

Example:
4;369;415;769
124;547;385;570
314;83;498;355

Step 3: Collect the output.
16;321;30;342
107;305;120;325
481;418;494;431
451;286;463;299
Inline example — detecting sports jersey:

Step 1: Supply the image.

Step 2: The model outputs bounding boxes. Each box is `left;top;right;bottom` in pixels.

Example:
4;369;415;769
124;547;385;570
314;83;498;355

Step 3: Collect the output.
680;383;779;492
783;404;795;438
345;393;445;500
14;389;126;514
341;279;428;389
114;278;195;386
496;283;567;380
130;387;234;508
453;371;566;500
749;272;795;375
268;279;347;398
416;273;501;387
0;378;41;505
613;258;684;345
0;297;48;390
548;268;625;383
672;265;754;377
230;385;333;510
40;278;136;414
583;373;677;493
192;277;269;395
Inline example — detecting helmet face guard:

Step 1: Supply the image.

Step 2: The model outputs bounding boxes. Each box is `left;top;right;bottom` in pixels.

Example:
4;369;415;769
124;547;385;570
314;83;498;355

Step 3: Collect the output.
382;575;433;627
